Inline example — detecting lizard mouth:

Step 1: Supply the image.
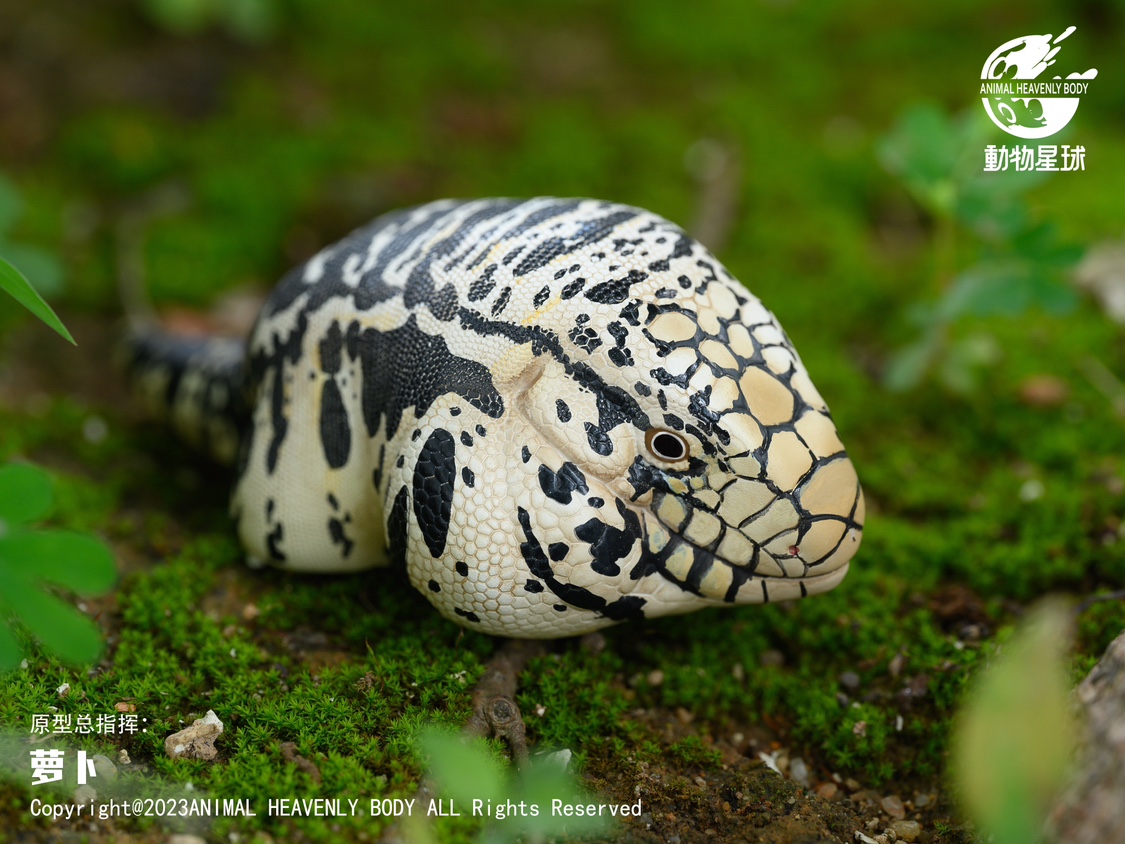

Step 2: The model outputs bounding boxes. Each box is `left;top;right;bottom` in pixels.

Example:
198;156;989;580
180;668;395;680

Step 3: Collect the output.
639;504;859;604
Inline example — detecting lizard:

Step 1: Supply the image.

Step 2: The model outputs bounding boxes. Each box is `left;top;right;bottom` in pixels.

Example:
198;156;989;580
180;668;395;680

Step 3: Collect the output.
125;197;865;639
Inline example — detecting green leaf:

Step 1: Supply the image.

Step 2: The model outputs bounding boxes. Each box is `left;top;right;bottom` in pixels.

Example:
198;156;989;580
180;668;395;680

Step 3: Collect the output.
0;255;75;345
0;463;54;527
3;581;105;665
420;728;507;806
515;757;615;839
0;530;117;594
952;599;1076;844
941;263;1078;320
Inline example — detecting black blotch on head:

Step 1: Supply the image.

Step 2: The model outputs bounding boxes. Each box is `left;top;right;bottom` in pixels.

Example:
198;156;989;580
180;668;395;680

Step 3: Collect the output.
548;542;569;561
574;500;642;577
476;424;486;436
534;285;552;308
538;462;590;505
555;399;572;422
461;466;475;488
635;382;652;397
554;604;568;612
516;507;646;621
450;407;462;416
396;455;405;468
327;493;339;510
521;446;531;463
460;431;473;447
525;580;544;593
585;269;648;305
428;580;441;593
412;429;457;558
584;422;613;456
455;561;469;576
588;496;605;507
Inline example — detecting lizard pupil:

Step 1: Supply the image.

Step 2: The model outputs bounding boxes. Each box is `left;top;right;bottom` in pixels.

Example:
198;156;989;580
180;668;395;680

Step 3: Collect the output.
646;429;689;462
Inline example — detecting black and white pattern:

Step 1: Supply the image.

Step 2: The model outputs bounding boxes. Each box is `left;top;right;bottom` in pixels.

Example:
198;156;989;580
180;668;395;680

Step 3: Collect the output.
127;198;865;638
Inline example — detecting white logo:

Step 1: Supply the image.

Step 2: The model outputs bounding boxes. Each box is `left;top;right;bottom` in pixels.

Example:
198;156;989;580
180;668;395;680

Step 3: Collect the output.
980;26;1097;139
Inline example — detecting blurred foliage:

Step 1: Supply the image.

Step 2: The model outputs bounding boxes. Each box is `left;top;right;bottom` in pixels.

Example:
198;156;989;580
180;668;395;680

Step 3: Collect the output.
0;178;64;301
0;462;117;670
951;600;1076;844
139;0;279;42
880;105;1084;392
418;729;611;843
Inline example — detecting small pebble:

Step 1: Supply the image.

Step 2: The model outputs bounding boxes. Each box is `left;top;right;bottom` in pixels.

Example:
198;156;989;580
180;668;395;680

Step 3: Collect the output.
57;684;70;697
72;785;96;805
914;792;933;808
890;819;923;842
814;781;838;800
881;794;906;819
839;671;860;690
789;756;810;787
647;669;665;687
117;749;131;765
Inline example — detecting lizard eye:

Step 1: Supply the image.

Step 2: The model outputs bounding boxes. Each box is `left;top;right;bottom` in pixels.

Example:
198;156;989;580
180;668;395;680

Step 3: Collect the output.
645;428;690;463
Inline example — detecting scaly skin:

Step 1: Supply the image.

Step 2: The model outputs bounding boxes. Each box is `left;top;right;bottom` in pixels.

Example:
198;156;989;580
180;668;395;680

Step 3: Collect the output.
126;198;865;638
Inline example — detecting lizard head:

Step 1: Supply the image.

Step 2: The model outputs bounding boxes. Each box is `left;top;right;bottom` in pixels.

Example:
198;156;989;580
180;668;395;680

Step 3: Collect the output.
511;211;863;628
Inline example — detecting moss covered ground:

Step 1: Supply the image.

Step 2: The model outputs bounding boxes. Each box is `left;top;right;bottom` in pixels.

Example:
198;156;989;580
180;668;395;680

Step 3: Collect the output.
1;1;1125;841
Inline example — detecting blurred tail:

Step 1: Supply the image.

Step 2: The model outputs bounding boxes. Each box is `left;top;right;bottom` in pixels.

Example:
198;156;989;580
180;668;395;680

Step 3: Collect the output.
122;326;249;466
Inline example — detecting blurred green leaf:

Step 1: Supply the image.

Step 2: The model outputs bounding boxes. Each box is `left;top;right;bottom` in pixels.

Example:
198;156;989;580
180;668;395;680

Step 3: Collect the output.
1;583;106;666
0;256;75;345
941;263;1077;320
952;599;1076;844
0;463;54;527
885;334;939;392
421;729;507;806
141;0;215;33
0;531;117;594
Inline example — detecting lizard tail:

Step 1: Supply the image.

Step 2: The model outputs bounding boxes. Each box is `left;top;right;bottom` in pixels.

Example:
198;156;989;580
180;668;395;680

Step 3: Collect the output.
122;326;249;466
